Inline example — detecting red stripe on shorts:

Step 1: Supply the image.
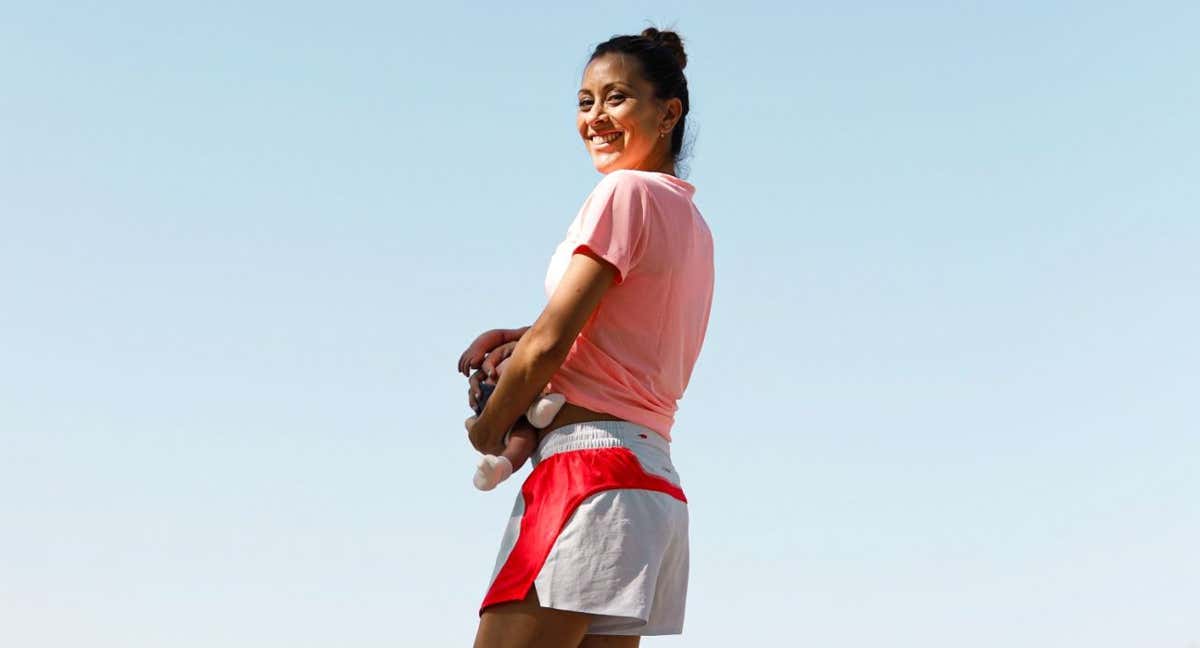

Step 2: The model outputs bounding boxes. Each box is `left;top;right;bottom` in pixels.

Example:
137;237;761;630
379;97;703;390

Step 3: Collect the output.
480;446;686;614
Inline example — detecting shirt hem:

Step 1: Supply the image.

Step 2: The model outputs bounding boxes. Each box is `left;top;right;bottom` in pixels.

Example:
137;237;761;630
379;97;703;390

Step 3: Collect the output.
550;384;674;442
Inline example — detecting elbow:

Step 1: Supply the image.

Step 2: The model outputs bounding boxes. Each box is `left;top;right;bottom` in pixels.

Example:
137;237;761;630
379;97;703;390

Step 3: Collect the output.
521;329;573;369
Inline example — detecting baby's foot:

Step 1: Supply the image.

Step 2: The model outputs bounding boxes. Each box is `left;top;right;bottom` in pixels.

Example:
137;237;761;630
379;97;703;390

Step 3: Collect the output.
473;455;514;491
526;393;567;428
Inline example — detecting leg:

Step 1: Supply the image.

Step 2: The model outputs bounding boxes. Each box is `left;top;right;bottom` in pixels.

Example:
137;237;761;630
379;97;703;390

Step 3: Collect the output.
500;419;539;472
526;393;567;428
473;585;592;648
474;418;540;491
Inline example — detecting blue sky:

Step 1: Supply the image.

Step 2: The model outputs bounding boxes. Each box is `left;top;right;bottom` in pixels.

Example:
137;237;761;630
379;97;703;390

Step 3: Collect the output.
2;2;1197;646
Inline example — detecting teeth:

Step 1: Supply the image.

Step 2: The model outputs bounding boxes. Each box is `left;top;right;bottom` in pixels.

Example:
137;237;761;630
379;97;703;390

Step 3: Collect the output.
591;132;621;144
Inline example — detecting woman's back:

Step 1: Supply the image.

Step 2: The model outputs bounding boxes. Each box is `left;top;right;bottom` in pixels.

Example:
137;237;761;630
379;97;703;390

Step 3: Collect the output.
544;168;714;440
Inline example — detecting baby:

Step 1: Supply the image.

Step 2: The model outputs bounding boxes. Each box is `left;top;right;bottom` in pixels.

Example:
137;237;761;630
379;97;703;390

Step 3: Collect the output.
459;328;566;491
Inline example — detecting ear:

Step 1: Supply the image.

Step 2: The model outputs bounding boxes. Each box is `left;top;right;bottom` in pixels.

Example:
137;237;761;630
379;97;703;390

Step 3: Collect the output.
660;97;683;132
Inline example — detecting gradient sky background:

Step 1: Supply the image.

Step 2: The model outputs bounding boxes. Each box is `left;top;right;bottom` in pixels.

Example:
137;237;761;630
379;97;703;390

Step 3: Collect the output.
2;2;1198;647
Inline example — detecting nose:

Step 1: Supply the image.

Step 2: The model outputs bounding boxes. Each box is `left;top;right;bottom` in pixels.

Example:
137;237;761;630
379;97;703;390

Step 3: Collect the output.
584;104;608;129
589;117;612;134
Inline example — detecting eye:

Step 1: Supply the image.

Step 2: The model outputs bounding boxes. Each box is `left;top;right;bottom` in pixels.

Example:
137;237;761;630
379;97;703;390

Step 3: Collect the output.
607;93;626;102
578;97;593;108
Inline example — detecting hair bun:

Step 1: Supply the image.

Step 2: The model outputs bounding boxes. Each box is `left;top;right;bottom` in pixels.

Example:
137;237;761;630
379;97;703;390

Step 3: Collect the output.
640;27;687;70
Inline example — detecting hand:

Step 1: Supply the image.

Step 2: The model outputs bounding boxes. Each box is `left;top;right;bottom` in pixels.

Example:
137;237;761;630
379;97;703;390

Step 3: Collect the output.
480;340;517;381
464;415;481;450
458;329;507;376
467;340;517;411
458;328;528;376
464;414;502;455
467;369;489;411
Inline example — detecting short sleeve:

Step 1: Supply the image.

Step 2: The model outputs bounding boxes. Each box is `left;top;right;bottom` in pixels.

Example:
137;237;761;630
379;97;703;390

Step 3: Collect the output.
571;171;652;285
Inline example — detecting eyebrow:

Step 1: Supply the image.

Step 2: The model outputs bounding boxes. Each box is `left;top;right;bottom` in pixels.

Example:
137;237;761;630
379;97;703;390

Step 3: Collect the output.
578;82;631;95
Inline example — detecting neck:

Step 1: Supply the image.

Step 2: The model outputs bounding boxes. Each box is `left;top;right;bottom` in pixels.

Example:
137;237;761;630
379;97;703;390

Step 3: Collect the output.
634;142;676;176
636;155;675;176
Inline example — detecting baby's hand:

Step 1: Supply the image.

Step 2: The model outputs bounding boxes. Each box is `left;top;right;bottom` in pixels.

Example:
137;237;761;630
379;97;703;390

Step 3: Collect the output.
458;329;507;376
457;327;529;377
472;382;497;416
483;343;517;381
468;369;488;411
467;367;501;412
466;340;518;387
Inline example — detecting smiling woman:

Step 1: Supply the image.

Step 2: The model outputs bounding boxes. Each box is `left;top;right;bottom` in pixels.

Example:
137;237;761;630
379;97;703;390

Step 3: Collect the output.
462;26;712;648
577;31;689;177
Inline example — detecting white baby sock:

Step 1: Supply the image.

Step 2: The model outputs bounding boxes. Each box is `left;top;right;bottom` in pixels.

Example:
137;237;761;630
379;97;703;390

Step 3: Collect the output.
473;455;514;491
526;393;567;428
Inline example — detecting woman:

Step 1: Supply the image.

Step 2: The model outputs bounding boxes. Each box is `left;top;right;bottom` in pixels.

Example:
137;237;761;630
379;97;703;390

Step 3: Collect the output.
461;27;714;648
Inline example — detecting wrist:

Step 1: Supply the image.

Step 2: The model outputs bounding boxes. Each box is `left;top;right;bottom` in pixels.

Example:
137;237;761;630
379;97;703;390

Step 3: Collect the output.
469;415;507;455
504;326;531;343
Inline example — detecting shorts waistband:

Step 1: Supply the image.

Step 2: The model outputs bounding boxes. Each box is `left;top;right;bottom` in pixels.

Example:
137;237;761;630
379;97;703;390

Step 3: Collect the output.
532;420;669;465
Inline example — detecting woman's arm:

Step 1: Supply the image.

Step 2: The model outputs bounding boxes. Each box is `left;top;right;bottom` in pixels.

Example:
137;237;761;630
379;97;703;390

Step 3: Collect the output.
466;251;616;454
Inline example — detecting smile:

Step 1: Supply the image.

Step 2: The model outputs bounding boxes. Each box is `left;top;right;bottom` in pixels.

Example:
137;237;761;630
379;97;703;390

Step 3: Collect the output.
590;132;622;144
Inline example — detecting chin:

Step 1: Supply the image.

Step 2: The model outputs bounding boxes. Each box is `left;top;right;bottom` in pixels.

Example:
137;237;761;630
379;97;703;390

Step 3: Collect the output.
591;156;632;175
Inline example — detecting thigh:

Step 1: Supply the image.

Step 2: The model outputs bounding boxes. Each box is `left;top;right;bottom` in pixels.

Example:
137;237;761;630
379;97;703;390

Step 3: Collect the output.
579;635;640;647
473;586;592;648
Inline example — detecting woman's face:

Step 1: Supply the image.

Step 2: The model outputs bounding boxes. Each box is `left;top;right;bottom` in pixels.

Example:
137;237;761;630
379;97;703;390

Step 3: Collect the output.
577;53;680;175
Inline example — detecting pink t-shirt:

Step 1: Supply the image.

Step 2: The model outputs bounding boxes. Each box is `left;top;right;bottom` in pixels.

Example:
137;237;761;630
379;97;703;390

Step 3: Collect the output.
543;169;715;441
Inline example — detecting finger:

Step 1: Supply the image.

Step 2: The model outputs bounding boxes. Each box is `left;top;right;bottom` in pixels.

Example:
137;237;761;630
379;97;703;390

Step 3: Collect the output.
498;340;517;359
468;370;485;408
481;342;511;377
480;352;497;378
492;342;518;378
492;356;512;380
465;415;478;431
460;349;482;376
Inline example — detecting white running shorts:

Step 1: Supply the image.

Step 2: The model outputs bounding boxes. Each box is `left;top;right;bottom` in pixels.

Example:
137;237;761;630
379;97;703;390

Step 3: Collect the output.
480;420;689;636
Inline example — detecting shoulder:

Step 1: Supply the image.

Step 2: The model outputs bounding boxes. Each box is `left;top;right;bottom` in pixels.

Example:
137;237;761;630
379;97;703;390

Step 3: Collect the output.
586;171;666;216
579;171;660;218
594;169;657;194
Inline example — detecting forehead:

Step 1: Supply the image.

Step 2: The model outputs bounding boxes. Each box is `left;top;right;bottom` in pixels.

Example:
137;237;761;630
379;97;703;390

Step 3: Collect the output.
579;53;648;93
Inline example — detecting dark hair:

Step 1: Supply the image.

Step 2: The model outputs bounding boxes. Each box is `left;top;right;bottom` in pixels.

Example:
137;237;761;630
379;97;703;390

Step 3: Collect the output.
589;26;691;166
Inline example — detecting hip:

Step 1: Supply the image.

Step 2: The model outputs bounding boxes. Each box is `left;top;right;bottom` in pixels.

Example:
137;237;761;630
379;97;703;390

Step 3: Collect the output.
532;419;681;489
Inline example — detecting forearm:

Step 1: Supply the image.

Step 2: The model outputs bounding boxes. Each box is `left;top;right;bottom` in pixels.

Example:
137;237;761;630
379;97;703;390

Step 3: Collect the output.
469;330;568;454
501;326;531;343
467;252;616;453
475;326;530;352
